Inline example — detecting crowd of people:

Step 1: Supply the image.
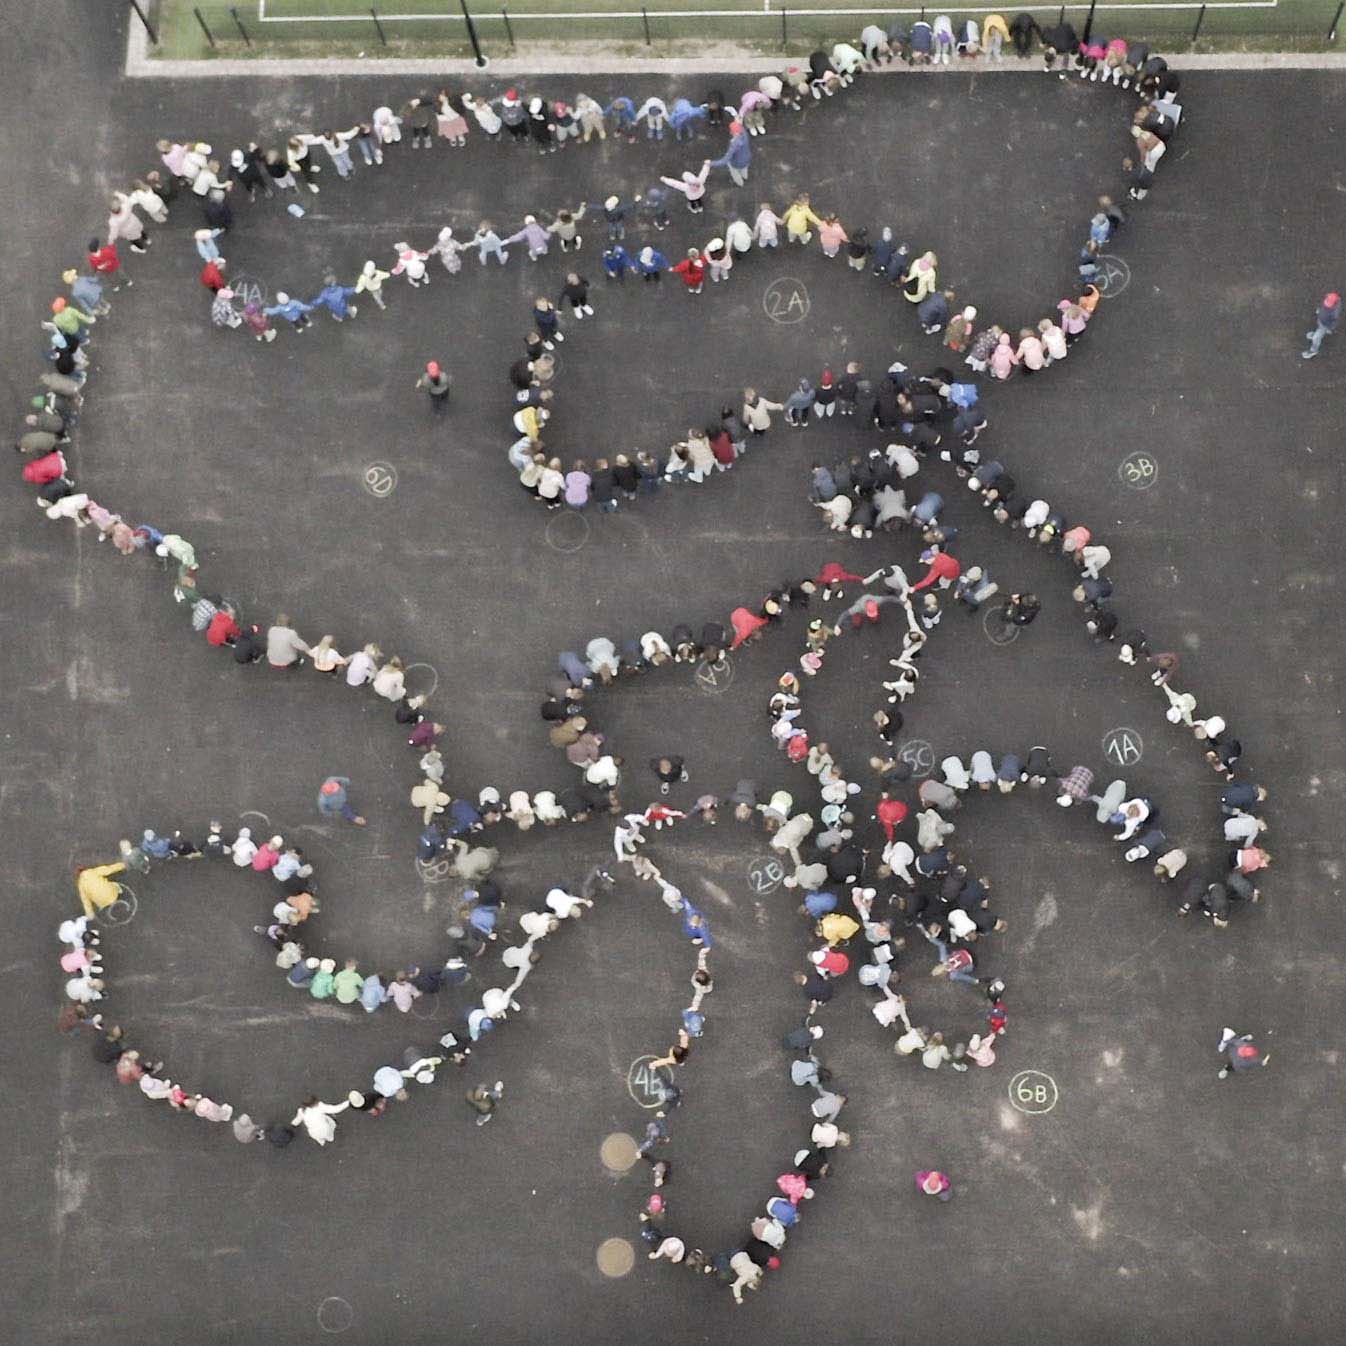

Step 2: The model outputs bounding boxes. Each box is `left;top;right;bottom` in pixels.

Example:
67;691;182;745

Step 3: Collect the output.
28;7;1278;1300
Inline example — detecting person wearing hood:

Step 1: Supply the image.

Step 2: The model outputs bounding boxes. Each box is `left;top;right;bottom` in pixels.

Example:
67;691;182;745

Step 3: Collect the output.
707;120;751;185
784;379;816;427
753;202;784;247
355;259;390;309
703;238;732;283
944;305;976;352
660;164;710;213
430;225;463;274
228;145;269;198
635;245;669;283
527;97;555;152
401;95;435;148
506;215;551;261
311;273;358;321
989;331;1018;379
603;95;637;140
902;250;938;302
671;249;706;294
391;241;432;286
635;96;670;138
725;217;753;256
670;97;707;140
602;244;635;282
264;292;313;331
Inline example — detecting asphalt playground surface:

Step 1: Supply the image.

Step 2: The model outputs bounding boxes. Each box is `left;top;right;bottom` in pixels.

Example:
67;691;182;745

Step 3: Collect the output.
3;7;1346;1344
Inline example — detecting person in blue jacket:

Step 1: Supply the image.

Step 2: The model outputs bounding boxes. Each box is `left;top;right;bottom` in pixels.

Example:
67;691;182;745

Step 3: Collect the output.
669;97;707;140
635;245;669;284
603;95;637;141
707;120;752;186
310;273;358;321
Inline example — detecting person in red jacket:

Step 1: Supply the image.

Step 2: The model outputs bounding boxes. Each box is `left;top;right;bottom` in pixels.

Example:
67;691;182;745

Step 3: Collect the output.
200;258;227;292
88;238;129;290
22;449;67;484
910;546;961;591
206;609;241;647
814;560;866;600
670;248;705;294
876;792;909;843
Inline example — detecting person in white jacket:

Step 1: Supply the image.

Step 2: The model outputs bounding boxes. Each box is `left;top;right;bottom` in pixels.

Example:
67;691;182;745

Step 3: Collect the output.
291;1096;349;1146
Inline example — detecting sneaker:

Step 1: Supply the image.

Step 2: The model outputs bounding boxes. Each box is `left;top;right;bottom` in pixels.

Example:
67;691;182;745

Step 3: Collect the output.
582;304;594;315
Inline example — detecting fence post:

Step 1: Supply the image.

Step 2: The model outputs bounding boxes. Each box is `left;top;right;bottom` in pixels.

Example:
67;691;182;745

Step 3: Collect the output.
459;0;488;65
1189;2;1206;44
128;0;158;43
1330;0;1345;41
781;5;787;48
641;6;651;44
370;7;388;44
194;6;216;47
502;6;515;49
1081;0;1097;44
229;6;252;45
1057;5;1065;25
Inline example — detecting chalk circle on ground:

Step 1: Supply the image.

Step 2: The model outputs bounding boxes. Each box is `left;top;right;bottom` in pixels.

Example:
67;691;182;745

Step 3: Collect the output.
626;1055;673;1109
747;854;786;895
600;1131;640;1173
239;809;271;825
413;855;455;885
545;510;590;553
361;462;398;499
228;272;268;310
763;276;811;324
1117;451;1159;491
403;661;439;700
1094;255;1131;298
694;655;733;693
897;739;935;779
102;886;138;926
1101;727;1144;767
982;607;1021;646
316;1296;355;1333
1008;1070;1060;1115
410;990;441;1020
596;1237;636;1278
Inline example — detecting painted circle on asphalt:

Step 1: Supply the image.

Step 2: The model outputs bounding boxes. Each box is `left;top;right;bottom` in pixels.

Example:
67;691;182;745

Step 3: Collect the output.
317;1296;355;1333
361;461;398;498
1008;1070;1060;1114
694;655;733;693
1117;451;1159;490
747;854;786;894
1094;254;1131;298
983;606;1021;645
1102;727;1144;767
763;276;811;324
897;739;935;779
102;886;138;926
596;1237;635;1278
403;661;439;699
600;1131;640;1173
414;855;454;885
410;989;442;1019
545;510;590;553
627;1055;673;1108
228;272;268;310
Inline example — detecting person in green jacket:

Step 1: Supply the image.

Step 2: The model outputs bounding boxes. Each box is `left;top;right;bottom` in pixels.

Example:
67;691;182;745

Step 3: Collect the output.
308;958;337;999
50;296;96;337
333;958;363;1004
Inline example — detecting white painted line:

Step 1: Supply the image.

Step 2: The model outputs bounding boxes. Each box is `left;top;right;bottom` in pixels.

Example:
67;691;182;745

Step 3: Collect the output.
126;15;1346;77
252;2;1278;21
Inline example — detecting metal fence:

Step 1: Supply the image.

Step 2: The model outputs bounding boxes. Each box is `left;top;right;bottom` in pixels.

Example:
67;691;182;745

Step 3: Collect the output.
140;0;1346;60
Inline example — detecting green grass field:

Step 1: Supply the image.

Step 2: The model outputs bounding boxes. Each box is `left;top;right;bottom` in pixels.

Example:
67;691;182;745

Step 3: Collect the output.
157;0;1345;60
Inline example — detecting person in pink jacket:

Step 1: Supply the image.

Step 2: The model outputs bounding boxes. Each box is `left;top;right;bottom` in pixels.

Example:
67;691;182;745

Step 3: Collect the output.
1058;298;1089;340
818;214;848;258
989;331;1019;380
1015;327;1046;373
